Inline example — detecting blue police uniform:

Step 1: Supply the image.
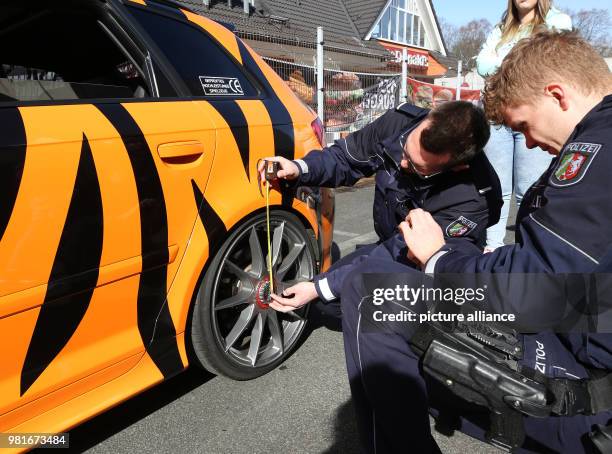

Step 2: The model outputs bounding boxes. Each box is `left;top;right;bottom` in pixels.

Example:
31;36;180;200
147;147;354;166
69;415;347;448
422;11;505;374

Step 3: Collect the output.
340;94;612;453
293;103;501;316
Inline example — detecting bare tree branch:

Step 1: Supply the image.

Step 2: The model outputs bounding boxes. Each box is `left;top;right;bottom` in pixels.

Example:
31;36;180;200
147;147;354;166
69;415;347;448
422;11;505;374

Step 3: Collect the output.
567;8;612;57
448;19;492;71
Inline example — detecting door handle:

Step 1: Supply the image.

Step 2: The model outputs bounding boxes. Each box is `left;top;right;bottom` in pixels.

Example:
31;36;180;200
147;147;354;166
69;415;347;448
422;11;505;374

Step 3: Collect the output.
157;141;204;163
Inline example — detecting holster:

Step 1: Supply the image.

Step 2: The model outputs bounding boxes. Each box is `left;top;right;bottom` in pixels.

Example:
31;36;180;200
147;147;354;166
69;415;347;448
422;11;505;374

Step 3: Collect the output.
413;317;612;452
589;423;612;453
421;338;549;451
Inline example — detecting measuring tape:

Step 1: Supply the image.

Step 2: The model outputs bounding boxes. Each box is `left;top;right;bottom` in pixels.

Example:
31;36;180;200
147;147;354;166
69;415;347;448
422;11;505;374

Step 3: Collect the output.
259;160;280;300
265;180;274;294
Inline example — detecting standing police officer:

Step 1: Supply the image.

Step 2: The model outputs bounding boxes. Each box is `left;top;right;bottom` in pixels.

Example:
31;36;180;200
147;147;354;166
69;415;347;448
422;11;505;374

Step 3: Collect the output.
259;101;501;317
341;31;612;453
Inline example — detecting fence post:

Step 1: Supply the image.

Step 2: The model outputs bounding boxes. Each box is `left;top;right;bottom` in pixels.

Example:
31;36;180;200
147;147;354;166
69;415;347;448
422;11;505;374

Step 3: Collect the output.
455;59;462;100
401;48;408;104
316;27;324;126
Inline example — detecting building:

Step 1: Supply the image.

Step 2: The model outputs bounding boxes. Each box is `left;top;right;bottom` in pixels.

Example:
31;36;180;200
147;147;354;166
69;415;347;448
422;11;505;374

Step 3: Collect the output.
176;0;451;76
364;0;453;80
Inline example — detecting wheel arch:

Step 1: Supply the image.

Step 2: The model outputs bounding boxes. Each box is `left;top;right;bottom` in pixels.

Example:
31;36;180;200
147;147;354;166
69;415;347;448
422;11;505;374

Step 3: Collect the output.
169;201;320;368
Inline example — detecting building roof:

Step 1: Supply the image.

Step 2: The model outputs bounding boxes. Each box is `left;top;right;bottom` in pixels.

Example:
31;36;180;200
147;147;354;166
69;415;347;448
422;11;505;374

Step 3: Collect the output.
343;0;388;38
430;50;457;75
175;0;392;59
427;0;447;54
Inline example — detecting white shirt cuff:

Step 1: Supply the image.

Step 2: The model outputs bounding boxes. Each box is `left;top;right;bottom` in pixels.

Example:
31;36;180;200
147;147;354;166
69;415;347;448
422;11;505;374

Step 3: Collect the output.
294;159;308;174
424;250;449;274
316;277;336;302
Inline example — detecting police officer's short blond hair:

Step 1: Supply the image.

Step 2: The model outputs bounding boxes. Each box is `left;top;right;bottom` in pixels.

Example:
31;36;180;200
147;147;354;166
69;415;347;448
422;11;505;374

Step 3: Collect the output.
484;30;612;124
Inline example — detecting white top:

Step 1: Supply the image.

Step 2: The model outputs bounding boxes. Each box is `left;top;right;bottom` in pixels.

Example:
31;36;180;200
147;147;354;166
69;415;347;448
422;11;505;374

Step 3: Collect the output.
476;7;573;77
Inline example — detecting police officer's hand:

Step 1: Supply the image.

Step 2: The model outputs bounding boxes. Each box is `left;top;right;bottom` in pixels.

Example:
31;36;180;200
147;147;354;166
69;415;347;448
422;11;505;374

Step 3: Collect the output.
269;281;318;313
257;156;300;182
399;209;445;266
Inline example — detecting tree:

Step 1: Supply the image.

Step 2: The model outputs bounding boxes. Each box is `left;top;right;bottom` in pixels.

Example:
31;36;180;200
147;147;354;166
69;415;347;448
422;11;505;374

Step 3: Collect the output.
567;8;612;57
438;17;459;53
444;19;492;71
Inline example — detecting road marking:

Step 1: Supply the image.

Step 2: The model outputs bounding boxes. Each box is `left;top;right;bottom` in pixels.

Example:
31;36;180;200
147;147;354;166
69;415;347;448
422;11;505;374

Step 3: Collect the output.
333;229;360;238
337;231;379;254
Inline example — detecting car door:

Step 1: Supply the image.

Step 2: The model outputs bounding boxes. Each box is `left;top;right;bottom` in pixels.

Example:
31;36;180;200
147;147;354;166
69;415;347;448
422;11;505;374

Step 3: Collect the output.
0;0;215;427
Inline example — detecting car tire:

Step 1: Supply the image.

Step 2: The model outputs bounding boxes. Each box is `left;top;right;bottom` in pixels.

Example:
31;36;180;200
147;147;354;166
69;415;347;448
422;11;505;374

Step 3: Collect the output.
191;210;316;380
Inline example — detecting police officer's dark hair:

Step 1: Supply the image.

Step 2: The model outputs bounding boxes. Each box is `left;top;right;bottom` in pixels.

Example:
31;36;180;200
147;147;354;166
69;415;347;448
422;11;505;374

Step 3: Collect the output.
420;101;490;164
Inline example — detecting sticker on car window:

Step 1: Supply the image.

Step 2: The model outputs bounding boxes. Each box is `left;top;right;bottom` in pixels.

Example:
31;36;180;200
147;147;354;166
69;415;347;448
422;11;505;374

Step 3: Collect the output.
199;76;244;96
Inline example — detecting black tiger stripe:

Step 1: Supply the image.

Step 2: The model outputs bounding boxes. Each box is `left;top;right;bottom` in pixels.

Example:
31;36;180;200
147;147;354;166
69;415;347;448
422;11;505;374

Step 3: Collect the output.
21;134;103;396
96;103;183;379
191;179;228;257
0;108;26;243
235;39;296;207
209;100;251;180
235;39;295;164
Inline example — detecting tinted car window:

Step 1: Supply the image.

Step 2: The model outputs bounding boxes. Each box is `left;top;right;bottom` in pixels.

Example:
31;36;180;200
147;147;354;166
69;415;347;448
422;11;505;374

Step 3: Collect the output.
0;5;152;103
128;7;258;98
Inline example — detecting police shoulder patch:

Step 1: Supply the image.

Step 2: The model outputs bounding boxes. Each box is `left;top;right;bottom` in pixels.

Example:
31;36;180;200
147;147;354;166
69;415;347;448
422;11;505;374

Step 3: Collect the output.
446;216;478;237
550;142;601;187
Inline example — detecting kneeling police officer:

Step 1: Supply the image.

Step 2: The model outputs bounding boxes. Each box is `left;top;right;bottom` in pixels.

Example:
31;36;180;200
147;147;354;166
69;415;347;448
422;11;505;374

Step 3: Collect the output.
259;101;501;319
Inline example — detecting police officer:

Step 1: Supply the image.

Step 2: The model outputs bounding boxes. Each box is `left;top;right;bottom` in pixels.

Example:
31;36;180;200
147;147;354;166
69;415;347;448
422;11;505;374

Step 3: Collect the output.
259;101;501;318
340;31;612;453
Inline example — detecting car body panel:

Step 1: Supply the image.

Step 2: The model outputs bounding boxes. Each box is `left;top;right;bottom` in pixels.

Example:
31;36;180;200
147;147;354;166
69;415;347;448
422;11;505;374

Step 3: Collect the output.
0;0;334;441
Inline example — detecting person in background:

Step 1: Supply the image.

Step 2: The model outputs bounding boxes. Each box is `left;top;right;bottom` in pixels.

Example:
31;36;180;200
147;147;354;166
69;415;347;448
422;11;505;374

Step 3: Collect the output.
476;0;571;251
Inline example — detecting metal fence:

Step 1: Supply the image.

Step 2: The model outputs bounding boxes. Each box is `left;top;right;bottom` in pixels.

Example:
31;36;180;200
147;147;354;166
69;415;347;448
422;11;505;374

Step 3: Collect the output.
241;27;403;144
263;56;401;142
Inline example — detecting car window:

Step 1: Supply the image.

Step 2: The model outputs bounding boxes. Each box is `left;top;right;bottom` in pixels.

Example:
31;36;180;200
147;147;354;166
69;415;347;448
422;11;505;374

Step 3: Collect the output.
126;6;259;98
0;3;152;103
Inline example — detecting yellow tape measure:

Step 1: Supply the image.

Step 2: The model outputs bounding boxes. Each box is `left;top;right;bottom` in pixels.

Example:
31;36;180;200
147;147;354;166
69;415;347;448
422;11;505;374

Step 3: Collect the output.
265;181;274;294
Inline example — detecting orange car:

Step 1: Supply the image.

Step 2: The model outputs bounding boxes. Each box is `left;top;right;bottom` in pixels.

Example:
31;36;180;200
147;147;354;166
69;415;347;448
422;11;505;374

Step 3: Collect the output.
0;0;334;444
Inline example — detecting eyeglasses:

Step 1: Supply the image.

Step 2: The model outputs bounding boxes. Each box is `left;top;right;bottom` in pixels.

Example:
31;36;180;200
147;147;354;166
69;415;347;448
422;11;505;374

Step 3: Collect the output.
405;152;445;179
400;131;449;180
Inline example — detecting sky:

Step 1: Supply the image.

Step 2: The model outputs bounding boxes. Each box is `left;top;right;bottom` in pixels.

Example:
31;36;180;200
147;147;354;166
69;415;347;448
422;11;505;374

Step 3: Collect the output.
432;0;612;26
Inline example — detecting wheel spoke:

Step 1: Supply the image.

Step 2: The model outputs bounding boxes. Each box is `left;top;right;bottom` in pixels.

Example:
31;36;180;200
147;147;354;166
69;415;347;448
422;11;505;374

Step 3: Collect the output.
267;310;284;354
215;291;251;311
224;259;253;282
247;312;266;366
224;304;256;352
270;221;285;268
276;242;305;282
248;227;265;277
285;310;306;322
275;279;300;294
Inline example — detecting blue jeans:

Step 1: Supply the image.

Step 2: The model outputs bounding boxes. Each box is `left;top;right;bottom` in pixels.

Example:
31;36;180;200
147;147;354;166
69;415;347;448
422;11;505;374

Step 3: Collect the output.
484;124;553;248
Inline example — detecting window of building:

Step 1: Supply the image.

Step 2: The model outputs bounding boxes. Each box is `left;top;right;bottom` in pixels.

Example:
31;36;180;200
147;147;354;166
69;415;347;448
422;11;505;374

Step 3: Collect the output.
127;6;259;98
419;18;425;47
369;0;427;48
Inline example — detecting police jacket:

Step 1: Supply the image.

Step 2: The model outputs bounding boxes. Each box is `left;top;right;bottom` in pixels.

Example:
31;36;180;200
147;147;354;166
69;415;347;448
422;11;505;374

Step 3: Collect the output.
293;103;502;303
425;95;612;371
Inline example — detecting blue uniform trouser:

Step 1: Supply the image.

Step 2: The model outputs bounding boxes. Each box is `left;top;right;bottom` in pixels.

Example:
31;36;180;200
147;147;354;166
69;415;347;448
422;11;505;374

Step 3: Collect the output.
341;258;612;454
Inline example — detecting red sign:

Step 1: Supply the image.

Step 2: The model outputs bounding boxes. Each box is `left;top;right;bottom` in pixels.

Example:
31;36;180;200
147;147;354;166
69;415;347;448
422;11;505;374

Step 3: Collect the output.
378;41;429;68
406;77;481;108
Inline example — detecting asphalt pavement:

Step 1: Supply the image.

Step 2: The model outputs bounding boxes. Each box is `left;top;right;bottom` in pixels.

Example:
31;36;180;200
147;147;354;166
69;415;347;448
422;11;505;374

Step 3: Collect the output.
66;183;509;454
